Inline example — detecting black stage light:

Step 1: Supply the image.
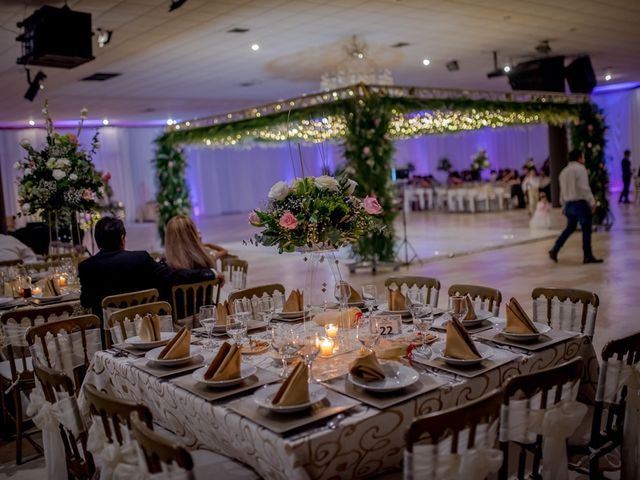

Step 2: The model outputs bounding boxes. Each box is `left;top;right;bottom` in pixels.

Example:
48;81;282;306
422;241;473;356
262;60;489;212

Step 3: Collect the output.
24;70;46;102
169;0;188;12
446;60;459;71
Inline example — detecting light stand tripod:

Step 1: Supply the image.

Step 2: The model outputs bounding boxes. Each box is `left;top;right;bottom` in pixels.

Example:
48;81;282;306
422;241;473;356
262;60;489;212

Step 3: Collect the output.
395;181;422;267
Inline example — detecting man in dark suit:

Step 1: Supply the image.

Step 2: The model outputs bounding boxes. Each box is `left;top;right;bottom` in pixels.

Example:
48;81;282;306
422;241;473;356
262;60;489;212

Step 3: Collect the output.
79;216;217;321
619;149;632;204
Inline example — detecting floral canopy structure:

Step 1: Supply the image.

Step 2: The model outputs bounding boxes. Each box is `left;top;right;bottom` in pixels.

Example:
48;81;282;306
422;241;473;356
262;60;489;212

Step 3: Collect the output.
154;84;607;263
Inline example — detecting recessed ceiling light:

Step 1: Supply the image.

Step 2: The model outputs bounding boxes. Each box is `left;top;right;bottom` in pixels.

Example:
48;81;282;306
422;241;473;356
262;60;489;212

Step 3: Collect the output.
503;65;511;73
251;43;260;51
102;118;109;125
28;119;35;126
422;58;431;66
166;118;174;125
604;73;612;81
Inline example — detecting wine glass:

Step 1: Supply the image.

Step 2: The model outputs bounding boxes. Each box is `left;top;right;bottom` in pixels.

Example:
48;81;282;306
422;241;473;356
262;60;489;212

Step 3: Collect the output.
406;290;425;322
295;334;320;383
356;323;381;352
269;324;297;378
233;298;253;319
334;281;350;309
226;314;248;345
361;285;377;318
412;304;434;355
448;295;468;322
258;297;275;323
198;305;217;350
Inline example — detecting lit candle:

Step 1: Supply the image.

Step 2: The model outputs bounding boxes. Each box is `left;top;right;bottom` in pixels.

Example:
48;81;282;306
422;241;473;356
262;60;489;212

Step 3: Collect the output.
325;323;339;338
32;286;42;297
57;275;67;287
319;337;334;356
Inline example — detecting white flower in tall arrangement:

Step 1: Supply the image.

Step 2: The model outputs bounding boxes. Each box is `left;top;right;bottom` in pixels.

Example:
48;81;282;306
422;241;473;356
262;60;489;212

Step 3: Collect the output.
345;178;358;195
314;175;339;191
69;173;78;181
52;169;66;180
268;180;289;201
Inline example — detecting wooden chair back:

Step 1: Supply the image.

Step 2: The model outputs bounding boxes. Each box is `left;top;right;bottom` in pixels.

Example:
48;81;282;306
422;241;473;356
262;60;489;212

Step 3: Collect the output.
130;412;194;474
26;315;101;388
448;284;502;316
83;383;153;446
227;283;285;306
33;359;95;478
499;357;584;480
222;257;249;290
406;388;503;452
101;288;160;311
385;276;441;307
107;302;172;343
171;278;222;328
531;287;599;336
0;304;76;382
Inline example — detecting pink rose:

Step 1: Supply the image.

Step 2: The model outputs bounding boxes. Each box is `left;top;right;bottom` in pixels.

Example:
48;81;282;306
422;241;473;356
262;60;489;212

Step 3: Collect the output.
66;134;78;145
82;189;93;200
363;196;383;215
248;211;261;226
362;146;371;156
102;172;112;182
278;212;298;230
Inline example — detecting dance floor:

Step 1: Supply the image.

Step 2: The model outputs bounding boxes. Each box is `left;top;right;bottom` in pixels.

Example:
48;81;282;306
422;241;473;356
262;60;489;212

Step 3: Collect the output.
169;204;636;357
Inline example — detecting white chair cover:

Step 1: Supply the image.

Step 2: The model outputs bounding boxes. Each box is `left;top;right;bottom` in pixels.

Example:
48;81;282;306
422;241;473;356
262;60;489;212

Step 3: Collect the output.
595;358;640;479
500;381;587;480
109;314;174;344
532;297;596;336
404;420;502;480
27;384;86;480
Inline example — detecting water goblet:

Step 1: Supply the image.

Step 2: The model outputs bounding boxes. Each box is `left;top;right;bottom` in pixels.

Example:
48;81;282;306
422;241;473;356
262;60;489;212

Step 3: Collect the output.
448;295;468;323
412;304;434;355
269;324;297;378
334;281;350;310
226;314;248;345
295;334;320;383
233;298;253;319
361;285;377;318
406;290;425;322
198;305;217;350
258;297;275;323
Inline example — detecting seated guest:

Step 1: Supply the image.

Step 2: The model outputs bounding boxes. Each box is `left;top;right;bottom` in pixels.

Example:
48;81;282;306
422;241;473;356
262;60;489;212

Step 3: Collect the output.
0;233;37;263
164;215;216;270
79;217;216;319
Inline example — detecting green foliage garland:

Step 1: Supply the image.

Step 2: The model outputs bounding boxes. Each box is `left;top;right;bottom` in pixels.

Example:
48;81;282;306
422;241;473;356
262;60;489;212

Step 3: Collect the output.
570;103;609;225
342;93;396;263
154;141;191;241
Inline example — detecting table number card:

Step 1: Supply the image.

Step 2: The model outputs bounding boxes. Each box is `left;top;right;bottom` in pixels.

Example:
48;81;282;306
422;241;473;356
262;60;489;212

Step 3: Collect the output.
370;314;402;335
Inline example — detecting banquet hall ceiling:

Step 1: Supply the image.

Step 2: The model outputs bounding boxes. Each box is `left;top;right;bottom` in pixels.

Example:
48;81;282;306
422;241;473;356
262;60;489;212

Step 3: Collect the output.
0;0;639;125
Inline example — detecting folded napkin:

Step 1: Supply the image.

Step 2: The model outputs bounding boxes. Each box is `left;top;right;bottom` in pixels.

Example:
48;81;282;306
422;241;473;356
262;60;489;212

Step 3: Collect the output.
272;362;309;406
216;301;231;326
41;277;61;297
137;314;161;342
313;308;362;328
204;341;241;381
376;333;432;360
388;289;406;311
283;289;304;312
462;294;477;321
505;297;538;334
445;317;481;360
348;284;362;303
349;351;386;382
157;327;191;360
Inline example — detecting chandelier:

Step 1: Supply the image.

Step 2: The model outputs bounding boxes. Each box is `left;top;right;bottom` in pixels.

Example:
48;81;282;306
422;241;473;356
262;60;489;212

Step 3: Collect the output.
320;35;394;91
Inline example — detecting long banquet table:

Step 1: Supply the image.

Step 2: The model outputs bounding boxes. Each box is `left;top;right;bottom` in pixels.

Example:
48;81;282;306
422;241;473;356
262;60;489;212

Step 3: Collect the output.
83;324;598;480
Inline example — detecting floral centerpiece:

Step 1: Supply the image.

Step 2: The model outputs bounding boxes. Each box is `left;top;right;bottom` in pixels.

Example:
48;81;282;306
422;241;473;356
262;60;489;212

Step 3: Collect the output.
470;149;490;172
16;101;104;227
249;175;383;253
437;157;452;173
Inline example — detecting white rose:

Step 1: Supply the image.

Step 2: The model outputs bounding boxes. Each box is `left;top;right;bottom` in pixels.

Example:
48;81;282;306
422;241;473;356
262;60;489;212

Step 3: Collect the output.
52;169;66;180
14;162;21;170
46;158;57;169
268;180;289;201
24;168;32;176
21;203;30;213
56;158;70;168
291;178;304;190
20;139;30;148
345;178;358;195
69;173;78;181
314;175;339;191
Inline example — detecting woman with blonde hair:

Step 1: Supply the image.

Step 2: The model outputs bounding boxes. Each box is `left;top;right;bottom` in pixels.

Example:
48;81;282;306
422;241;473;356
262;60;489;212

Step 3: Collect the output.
164;215;216;270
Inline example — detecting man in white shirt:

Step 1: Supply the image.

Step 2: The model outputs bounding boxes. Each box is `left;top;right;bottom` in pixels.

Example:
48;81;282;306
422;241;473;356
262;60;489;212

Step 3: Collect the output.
549;150;603;264
0;234;37;263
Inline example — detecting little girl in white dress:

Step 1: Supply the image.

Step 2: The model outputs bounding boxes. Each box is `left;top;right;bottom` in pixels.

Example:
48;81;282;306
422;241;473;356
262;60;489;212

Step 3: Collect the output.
529;192;551;229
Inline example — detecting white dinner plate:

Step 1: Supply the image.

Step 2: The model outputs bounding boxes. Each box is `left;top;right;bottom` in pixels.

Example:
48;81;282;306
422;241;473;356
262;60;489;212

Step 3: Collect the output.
439;310;494;327
434;341;493;366
377;303;411;318
253;383;327;413
145;345;202;367
125;332;176;350
275;309;309;319
192;364;257;387
208;319;270;336
500;322;551;341
348;362;419;392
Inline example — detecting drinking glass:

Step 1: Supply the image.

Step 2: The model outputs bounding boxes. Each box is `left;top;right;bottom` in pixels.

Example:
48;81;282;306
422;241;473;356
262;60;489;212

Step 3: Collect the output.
406;290;425;322
258;297;275;323
233;298;253;319
356;324;381;352
226;314;247;345
361;285;377;318
269;324;298;378
198;305;217;350
448;295;468;322
412;304;434;355
295;334;320;383
334;281;350;309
